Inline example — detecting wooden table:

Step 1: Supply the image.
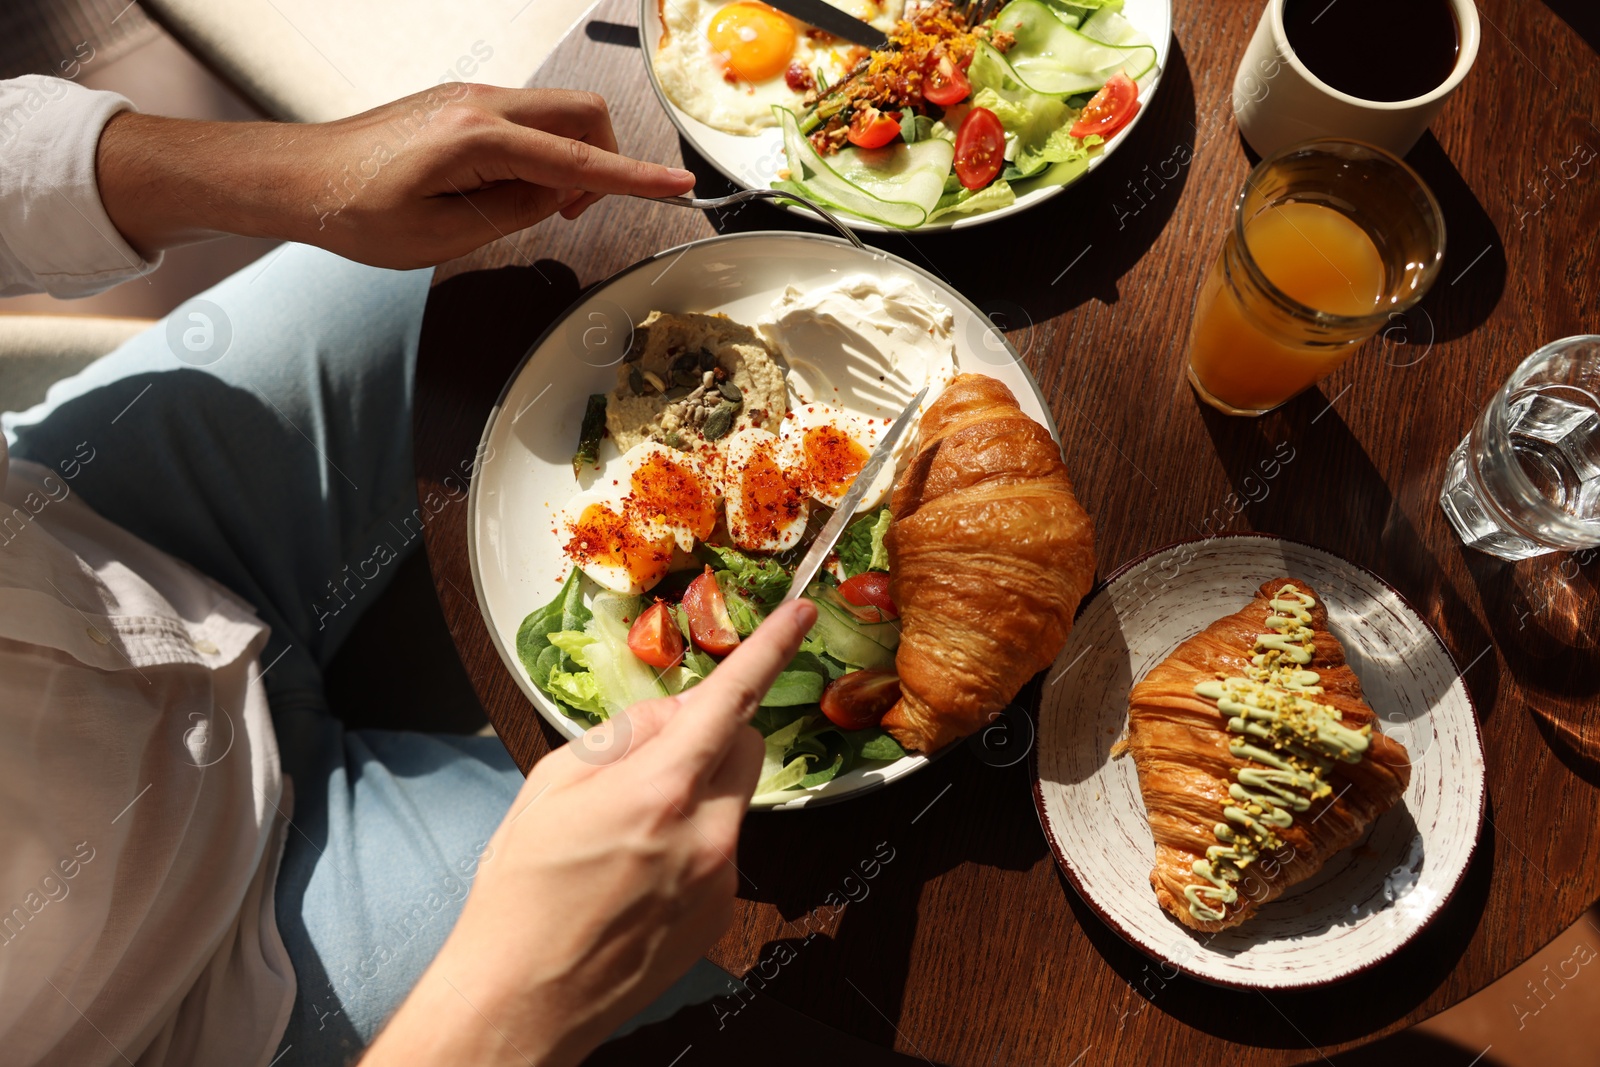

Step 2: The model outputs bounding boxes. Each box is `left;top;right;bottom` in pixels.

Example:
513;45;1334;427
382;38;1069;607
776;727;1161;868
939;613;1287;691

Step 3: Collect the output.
414;1;1600;1062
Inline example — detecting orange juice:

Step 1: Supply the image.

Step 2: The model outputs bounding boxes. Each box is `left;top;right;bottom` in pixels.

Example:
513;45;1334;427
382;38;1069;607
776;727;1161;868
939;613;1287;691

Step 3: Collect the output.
1189;201;1386;414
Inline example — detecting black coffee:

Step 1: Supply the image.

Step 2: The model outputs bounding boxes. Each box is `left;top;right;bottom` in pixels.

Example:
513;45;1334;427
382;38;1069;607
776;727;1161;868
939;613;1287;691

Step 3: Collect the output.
1282;0;1459;103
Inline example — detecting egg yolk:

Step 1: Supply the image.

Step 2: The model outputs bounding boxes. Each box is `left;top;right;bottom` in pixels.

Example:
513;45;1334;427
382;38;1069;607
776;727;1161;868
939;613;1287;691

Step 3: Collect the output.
630;452;717;541
706;2;796;84
730;437;806;549
565;502;674;589
799;424;869;500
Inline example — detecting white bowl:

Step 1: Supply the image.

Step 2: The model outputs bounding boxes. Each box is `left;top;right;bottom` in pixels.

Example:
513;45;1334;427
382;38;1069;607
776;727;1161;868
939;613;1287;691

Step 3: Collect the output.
638;0;1173;233
468;230;1056;808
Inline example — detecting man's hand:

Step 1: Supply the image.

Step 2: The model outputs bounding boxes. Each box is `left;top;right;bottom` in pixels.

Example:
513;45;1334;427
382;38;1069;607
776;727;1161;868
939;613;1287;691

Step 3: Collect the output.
97;85;695;269
360;598;819;1067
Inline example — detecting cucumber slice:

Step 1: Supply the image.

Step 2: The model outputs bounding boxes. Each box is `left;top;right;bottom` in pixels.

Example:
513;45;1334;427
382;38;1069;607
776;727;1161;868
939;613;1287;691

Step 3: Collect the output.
803;584;899;670
774;107;954;229
1077;8;1141;49
584;592;668;717
982;0;1156;97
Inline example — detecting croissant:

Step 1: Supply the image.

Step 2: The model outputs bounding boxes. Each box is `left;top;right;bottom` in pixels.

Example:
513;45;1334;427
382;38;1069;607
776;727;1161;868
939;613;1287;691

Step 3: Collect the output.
1126;578;1412;932
881;374;1096;753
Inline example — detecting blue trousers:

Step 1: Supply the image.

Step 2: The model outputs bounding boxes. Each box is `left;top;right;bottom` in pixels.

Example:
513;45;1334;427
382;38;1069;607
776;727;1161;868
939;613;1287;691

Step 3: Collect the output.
3;244;731;1065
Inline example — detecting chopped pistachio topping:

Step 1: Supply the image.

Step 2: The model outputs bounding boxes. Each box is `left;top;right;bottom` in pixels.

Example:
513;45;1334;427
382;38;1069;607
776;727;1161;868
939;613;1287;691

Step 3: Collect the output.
1181;584;1372;922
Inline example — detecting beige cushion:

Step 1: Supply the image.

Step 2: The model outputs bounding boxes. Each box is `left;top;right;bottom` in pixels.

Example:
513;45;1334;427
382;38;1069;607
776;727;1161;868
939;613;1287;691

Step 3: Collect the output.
141;0;600;122
0;315;153;413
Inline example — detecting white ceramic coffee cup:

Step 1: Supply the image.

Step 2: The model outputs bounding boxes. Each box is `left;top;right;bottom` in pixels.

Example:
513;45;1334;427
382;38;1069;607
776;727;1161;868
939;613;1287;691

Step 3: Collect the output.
1233;0;1480;158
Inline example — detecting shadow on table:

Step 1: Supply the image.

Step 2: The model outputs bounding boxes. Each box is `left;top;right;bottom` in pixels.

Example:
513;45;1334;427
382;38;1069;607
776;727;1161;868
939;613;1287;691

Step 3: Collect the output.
1061;799;1496;1048
730;694;1050;1052
1196;389;1502;724
1321;1029;1514;1067
1461;546;1600;785
1543;0;1600;56
1234;127;1505;347
1401;133;1506;344
680;39;1201;329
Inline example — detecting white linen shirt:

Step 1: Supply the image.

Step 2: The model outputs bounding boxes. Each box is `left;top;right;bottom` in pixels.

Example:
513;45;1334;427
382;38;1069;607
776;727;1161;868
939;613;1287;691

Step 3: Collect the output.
0;76;293;1067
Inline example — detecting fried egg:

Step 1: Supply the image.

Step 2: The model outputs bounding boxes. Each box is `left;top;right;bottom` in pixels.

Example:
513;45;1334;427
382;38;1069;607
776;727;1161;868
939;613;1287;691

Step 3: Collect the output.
719;426;811;552
558;441;719;593
653;0;902;135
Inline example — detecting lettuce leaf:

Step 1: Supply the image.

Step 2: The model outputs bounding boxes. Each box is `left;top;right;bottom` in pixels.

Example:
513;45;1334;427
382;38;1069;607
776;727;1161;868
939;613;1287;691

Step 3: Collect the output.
929;180;1016;222
546;667;605;717
972;85;1100;180
714;571;766;636
836;507;893;578
546;629;594;668
754;713;813;796
697;543;791;603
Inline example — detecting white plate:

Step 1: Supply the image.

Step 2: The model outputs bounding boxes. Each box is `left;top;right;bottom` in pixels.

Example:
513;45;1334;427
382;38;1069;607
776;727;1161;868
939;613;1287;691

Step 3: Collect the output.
1032;534;1487;988
469;231;1056;809
638;0;1173;233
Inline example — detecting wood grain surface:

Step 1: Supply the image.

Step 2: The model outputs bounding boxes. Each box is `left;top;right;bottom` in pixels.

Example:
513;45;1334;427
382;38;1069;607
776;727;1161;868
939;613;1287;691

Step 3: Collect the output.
413;1;1600;1062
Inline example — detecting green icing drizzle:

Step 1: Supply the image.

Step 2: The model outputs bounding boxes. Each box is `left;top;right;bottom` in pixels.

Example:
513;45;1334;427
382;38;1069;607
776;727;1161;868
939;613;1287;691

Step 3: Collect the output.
1181;584;1372;923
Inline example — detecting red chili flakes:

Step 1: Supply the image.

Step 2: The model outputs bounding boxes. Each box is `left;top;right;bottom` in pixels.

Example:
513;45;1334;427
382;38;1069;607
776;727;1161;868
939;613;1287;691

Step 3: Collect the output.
799;424;869;499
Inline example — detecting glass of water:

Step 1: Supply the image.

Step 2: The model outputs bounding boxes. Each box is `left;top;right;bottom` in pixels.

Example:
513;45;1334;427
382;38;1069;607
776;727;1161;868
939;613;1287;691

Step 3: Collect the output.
1440;336;1600;561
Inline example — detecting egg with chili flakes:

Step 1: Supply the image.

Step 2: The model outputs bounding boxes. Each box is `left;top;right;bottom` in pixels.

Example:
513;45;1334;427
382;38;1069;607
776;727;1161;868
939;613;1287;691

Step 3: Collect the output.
558;441;719;593
653;0;902;136
720;426;811;552
778;403;894;511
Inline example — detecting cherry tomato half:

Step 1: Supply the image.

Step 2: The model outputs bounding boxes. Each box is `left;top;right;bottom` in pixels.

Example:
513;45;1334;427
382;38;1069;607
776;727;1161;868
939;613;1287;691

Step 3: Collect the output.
626;600;685;670
953;106;1006;190
838;571;898;620
820;669;902;730
922;52;971;107
1069;72;1140;140
847;106;903;149
682;566;741;656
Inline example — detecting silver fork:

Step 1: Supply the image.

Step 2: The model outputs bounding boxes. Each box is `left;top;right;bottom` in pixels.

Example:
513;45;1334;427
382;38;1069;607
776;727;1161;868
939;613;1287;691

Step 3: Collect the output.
643;189;866;249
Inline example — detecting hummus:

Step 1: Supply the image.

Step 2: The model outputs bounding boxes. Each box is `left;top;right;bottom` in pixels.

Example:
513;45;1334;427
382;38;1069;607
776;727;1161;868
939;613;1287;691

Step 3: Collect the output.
608;311;787;453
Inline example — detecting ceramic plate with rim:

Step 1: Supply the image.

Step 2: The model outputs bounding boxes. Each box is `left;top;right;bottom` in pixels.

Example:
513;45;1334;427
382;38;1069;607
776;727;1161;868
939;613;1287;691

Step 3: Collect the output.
1032;534;1486;988
637;0;1173;233
468;230;1054;809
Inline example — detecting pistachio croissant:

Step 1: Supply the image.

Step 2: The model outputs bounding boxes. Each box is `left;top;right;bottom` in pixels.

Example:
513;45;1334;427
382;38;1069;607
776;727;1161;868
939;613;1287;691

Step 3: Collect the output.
881;374;1096;753
1127;579;1411;932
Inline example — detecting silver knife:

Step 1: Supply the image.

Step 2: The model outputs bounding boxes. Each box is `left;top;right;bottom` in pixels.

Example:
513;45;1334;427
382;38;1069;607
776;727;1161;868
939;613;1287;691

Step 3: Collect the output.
782;385;929;603
764;0;889;50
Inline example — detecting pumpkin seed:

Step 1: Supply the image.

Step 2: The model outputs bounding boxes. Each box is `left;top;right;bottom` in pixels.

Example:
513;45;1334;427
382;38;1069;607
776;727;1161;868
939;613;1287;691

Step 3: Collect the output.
703;400;739;441
697;348;716;371
662;431;687;450
671;353;701;387
717;380;743;403
624;327;648;363
628;367;645;395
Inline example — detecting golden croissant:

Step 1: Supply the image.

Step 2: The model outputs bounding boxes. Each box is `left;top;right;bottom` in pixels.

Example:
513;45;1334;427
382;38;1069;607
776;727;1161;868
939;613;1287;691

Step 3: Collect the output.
1126;579;1412;932
882;374;1096;753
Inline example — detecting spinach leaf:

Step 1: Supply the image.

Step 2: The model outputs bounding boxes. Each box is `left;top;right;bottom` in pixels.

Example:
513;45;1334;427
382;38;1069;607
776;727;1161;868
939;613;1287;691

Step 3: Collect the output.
848;728;908;762
516;568;592;687
761;670;826;707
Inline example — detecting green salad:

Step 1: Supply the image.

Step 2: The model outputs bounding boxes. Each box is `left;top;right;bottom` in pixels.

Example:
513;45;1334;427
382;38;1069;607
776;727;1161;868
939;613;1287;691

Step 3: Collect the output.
770;0;1156;228
518;506;910;797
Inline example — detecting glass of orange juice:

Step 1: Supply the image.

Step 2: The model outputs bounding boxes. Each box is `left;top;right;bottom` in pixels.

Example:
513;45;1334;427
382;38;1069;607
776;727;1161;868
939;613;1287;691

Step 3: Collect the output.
1188;139;1446;416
